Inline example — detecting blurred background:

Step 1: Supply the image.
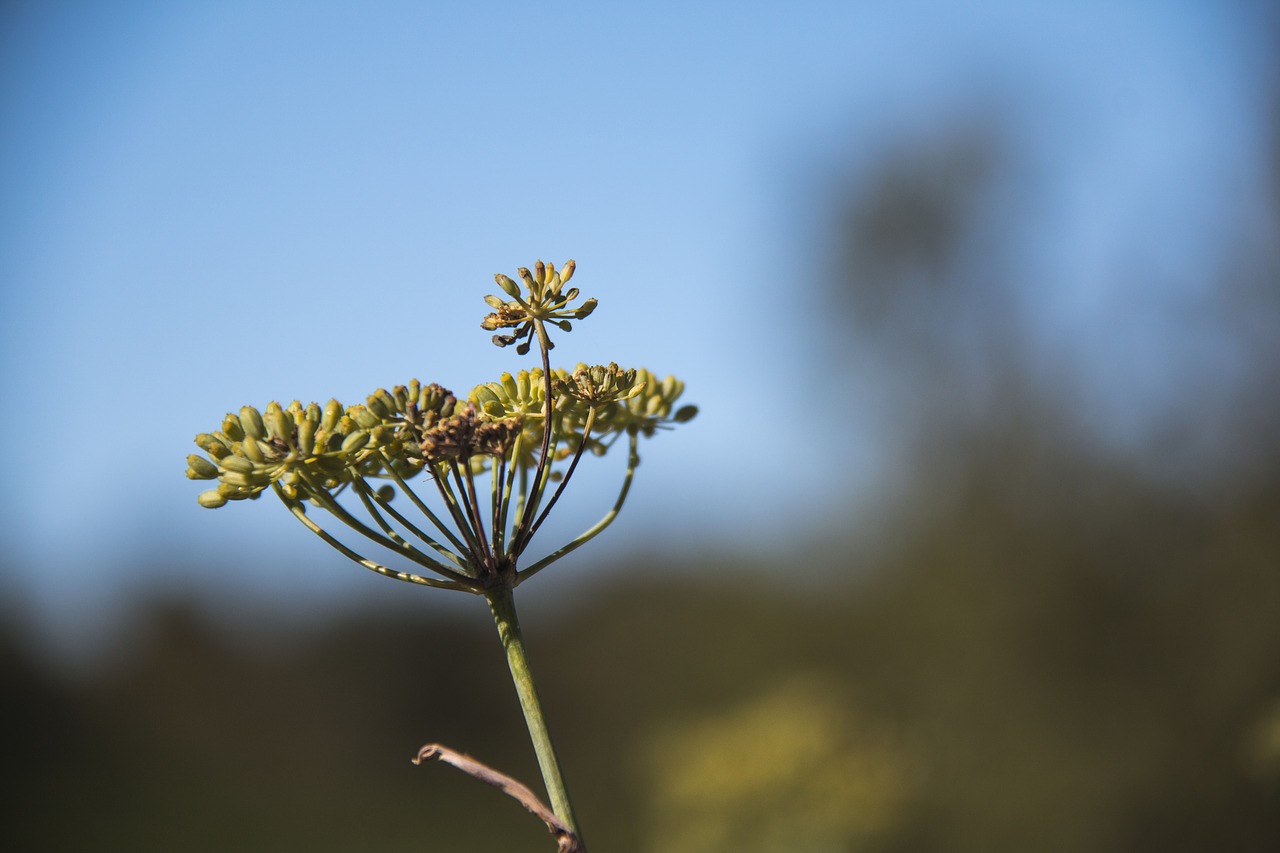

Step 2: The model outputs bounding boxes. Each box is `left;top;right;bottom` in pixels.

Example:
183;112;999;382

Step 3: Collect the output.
4;0;1280;850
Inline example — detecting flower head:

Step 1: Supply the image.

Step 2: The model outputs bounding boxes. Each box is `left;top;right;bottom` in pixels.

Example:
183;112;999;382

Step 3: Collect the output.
188;399;367;508
607;368;699;437
481;259;597;354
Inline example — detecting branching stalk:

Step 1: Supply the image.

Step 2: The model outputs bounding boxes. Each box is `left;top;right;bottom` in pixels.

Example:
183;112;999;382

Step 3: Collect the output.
376;451;472;557
273;484;471;592
517;432;639;585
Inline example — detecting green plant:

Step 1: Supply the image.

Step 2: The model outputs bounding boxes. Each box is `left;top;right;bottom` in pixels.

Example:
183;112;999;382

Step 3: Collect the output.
186;260;694;851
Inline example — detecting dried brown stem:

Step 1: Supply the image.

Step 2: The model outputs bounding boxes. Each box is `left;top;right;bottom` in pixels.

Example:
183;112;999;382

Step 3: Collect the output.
412;743;584;853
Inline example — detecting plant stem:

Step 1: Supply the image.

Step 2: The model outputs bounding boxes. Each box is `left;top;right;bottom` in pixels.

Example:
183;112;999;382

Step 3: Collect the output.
486;586;582;843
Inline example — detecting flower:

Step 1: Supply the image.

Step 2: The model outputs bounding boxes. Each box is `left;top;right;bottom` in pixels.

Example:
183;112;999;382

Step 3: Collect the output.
607;368;699;437
481;259;597;354
189;400;365;508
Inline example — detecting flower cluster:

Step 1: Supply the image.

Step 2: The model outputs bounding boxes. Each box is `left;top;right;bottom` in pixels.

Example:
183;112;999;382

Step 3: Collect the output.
188;260;695;593
481;260;597;353
187;400;367;508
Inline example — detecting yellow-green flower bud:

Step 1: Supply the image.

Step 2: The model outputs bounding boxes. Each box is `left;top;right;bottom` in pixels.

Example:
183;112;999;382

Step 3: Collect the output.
221;414;245;442
500;372;519;401
218;469;265;488
186;455;218;479
220;455;256;475
195;433;231;459
297;418;316;455
471;384;502;415
350;405;379;430
375;484;395;502
240;406;265;440
342;430;370;453
241;436;266;463
495;274;521;298
545;269;564;297
366;390;390;418
197;490;228;508
268;408;292;441
322;399;342;432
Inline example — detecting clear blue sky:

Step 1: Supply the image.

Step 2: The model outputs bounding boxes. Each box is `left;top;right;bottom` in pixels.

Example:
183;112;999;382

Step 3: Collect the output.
1;0;1271;656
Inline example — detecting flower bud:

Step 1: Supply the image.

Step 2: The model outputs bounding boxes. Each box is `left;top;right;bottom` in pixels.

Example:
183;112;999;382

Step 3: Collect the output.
195;433;231;459
495;274;521;298
674;405;698;423
268;408;293;441
220;455;256;474
197;490;228;508
218;469;264;488
297;418;316;455
186;455;218;479
342;430;370;453
240;406;265;440
501;372;519;400
221;414;245;442
350;405;380;429
322;399;342;432
471;384;501;411
241;436;265;462
366;391;390;418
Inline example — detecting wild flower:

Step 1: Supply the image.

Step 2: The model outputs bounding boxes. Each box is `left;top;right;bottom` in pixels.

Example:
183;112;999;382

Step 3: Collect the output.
187;260;694;850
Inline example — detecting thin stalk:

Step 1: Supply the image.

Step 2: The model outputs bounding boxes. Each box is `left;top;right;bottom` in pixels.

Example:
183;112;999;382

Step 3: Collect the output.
377;451;472;557
360;477;470;572
516;432;638;585
350;478;475;582
452;460;494;567
272;484;472;592
486;586;581;841
523;408;596;548
491;454;506;557
430;462;486;561
509;323;555;548
298;471;467;580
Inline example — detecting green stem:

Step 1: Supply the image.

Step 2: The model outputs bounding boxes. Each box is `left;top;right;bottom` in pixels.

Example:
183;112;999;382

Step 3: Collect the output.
517;431;639;585
486;586;581;842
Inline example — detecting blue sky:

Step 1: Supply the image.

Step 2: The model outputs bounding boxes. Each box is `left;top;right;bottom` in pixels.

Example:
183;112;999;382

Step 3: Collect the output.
1;0;1272;655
